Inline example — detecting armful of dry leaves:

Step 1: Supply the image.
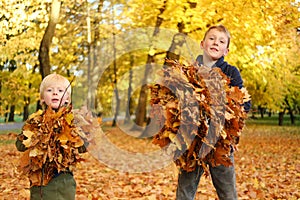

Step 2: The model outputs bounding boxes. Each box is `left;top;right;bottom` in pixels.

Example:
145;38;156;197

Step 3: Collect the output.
149;59;251;173
17;105;99;186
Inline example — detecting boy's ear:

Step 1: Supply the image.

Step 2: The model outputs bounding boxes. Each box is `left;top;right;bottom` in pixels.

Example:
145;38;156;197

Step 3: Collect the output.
223;48;229;56
40;99;46;108
200;41;204;49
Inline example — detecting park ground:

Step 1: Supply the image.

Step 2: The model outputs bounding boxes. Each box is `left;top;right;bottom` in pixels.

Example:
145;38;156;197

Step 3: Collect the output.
0;117;299;200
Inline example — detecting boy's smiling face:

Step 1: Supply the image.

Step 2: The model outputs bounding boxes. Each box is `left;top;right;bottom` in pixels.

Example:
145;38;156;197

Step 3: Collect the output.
201;28;229;61
41;84;69;109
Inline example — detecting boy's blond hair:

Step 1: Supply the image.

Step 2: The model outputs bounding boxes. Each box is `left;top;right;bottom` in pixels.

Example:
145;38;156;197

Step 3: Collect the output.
39;74;72;103
203;25;231;48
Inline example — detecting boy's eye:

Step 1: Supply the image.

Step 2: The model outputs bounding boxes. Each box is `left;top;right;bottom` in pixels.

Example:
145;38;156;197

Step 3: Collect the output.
59;89;64;93
46;88;53;92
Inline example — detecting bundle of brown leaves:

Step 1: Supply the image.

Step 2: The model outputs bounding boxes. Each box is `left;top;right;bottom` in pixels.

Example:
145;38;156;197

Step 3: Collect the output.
18;106;89;186
149;59;250;173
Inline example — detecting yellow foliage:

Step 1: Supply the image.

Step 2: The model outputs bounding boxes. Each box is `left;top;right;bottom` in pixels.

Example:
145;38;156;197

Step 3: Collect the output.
1;0;299;115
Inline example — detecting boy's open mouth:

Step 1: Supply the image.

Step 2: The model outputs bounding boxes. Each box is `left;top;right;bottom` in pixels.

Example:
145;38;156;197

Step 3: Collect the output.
210;47;218;52
52;98;60;102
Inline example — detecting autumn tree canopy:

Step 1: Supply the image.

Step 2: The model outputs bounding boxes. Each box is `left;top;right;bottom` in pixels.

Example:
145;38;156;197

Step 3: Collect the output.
0;0;299;123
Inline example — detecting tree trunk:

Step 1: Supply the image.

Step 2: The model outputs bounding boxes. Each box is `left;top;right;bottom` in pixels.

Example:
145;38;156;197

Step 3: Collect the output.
268;110;272;117
134;57;155;129
288;109;295;125
91;1;104;111
258;106;264;118
112;88;120;127
111;37;119;127
284;97;295;125
23;98;30;121
163;1;197;66
38;0;61;79
4;105;9;122
23;79;34;121
86;1;104;110
163;21;187;66
278;111;285;126
134;1;167;129
86;20;93;109
125;54;134;124
111;2;120;127
8;105;15;122
163;32;187;66
140;4;192;137
86;3;94;109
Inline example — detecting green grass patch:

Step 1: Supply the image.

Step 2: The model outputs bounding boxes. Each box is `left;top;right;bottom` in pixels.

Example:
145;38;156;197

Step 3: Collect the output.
0;116;23;123
247;114;300;126
0;139;15;145
245;123;300;137
0;129;21;135
0;130;19;146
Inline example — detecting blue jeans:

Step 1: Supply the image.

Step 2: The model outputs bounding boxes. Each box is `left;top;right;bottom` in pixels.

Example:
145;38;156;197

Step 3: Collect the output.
176;153;237;200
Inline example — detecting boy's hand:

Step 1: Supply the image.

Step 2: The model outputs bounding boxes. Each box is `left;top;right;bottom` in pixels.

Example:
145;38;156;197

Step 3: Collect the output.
15;133;28;152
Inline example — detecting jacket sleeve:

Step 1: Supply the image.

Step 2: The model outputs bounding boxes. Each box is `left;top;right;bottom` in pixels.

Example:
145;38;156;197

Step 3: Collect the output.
228;67;243;88
243;100;251;113
15;133;28;152
228;66;251;112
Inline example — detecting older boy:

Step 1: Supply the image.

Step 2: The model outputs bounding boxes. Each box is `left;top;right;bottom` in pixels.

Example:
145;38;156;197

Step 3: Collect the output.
16;74;87;200
176;25;250;200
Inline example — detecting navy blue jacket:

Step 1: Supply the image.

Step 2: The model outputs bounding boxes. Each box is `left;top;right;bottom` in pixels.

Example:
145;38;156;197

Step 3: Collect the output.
196;55;251;112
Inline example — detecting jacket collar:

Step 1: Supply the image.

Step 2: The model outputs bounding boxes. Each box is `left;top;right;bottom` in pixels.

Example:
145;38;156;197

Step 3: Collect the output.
197;55;225;69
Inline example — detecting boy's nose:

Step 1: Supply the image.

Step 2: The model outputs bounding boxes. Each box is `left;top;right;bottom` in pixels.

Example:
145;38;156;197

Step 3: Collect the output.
213;40;219;45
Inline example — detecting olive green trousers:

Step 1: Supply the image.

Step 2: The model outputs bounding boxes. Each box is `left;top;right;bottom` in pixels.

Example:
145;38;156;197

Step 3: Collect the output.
30;173;76;200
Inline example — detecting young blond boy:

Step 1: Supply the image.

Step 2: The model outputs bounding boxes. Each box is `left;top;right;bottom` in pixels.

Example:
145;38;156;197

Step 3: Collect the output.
176;25;250;200
16;74;87;200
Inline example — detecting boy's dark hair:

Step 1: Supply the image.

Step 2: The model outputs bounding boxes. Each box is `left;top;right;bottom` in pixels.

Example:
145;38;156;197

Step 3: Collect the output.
203;25;231;48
